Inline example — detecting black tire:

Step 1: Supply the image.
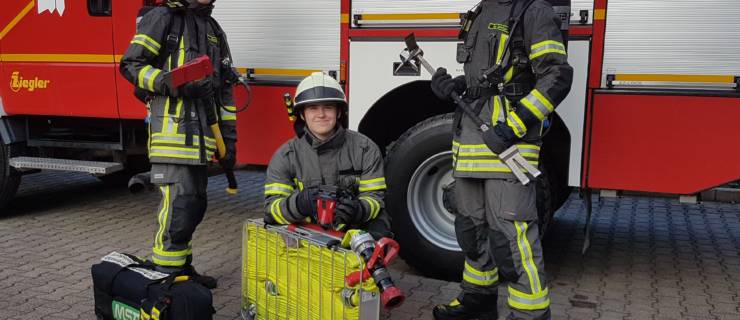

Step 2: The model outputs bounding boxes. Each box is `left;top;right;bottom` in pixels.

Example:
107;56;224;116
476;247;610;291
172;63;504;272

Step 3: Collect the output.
0;144;21;211
385;114;463;280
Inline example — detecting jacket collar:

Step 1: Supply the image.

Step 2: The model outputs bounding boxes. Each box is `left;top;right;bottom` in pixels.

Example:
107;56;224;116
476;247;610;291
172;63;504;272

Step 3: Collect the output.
302;126;347;151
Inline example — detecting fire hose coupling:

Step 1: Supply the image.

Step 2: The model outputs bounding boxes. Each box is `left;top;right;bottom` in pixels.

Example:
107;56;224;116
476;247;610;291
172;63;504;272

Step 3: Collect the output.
345;230;405;310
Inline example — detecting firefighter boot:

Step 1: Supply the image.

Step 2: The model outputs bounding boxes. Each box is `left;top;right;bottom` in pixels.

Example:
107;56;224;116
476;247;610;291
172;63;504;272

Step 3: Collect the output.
154;264;218;289
183;265;218;289
433;293;498;320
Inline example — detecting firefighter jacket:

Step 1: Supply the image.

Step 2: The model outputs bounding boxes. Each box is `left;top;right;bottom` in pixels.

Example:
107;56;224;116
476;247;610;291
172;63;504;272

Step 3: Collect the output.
263;127;388;227
120;7;237;166
453;0;573;180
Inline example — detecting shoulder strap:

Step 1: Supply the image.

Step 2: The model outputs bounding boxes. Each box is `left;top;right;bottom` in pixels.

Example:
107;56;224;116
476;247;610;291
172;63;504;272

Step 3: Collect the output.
501;0;537;70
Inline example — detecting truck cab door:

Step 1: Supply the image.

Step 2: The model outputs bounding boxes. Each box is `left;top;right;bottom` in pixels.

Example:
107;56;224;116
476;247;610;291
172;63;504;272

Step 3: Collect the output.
0;0;118;118
112;0;147;120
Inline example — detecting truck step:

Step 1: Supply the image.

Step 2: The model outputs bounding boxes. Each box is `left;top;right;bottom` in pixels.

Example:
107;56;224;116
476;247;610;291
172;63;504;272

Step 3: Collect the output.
9;157;123;175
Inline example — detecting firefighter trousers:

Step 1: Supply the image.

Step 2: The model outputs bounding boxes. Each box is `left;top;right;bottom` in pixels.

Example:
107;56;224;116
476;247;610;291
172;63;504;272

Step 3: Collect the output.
150;163;208;268
454;177;550;319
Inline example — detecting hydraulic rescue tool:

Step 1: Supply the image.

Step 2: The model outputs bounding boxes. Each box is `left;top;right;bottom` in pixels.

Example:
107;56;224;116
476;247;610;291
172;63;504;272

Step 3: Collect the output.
401;33;541;185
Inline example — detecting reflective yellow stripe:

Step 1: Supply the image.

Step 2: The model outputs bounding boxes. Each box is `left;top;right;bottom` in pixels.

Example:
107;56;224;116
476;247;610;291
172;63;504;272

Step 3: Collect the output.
0;0;34;41
462;261;499;286
529;40;566;60
514;222;542;294
270;198;289;224
265;182;295;197
138;66;152;90
614;73;736;84
154;185;170;250
148;69;161;92
507;112;527;138
359;196;381;220
531;89;554;112
508;286;550;310
134;34;162;50
131;40;159;55
504;67;514;83
153;246;192;257
496;33;509;65
359;177;387;192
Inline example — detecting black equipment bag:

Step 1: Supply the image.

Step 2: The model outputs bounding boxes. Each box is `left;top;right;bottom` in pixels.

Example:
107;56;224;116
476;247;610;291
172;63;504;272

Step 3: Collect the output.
92;252;214;320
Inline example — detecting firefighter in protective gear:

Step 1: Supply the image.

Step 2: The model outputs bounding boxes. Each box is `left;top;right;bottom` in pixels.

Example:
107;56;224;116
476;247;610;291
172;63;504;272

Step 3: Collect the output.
119;0;237;289
263;72;392;240
431;0;573;319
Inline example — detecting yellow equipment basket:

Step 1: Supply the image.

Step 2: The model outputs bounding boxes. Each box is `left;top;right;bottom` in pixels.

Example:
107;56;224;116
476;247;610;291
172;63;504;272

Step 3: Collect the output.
241;219;381;320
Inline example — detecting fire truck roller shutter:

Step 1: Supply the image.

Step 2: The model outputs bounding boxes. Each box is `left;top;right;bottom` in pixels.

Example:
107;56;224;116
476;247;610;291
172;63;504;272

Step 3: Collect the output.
384;114;559;279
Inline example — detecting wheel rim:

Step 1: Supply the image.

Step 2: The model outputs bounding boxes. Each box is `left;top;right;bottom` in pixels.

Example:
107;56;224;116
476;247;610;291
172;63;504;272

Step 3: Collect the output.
407;151;460;252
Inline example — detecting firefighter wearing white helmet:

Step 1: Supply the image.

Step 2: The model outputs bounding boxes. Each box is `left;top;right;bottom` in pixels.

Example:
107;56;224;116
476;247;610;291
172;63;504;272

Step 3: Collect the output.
263;72;393;241
120;0;235;289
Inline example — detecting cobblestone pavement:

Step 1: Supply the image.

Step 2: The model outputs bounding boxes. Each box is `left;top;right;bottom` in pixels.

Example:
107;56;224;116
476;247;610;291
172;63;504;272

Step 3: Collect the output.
0;170;739;319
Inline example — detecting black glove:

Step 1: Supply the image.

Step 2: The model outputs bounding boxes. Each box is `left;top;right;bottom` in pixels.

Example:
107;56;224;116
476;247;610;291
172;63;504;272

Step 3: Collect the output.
219;138;237;170
177;78;214;99
333;196;364;230
294;187;318;218
430;67;466;100
494;121;518;142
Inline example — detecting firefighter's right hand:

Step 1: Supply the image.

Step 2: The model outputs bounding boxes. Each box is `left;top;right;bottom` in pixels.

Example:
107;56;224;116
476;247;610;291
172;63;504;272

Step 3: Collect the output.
431;68;466;100
177;78;215;99
333;197;363;230
294;186;318;218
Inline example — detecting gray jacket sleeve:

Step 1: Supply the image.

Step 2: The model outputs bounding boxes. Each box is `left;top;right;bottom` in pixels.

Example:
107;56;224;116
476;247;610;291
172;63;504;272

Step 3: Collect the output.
263;143;306;224
511;2;574;133
119;8;175;97
357;140;387;223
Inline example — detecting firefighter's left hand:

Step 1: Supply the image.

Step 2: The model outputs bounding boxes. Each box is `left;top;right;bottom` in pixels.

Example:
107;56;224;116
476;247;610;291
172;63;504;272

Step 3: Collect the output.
220;138;237;170
334;197;363;229
494;121;518;142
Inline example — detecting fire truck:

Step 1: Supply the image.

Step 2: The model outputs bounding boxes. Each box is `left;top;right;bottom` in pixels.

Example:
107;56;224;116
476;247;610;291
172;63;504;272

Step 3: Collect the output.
2;0;739;279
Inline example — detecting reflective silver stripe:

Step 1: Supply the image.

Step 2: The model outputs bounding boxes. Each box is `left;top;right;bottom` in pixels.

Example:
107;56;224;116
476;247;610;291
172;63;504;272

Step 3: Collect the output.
463;262;499;286
151;134;215;146
520;89;554;121
150;148;199;157
508;289;550;306
515;222;542;293
265;183;294;196
359;177;386;192
133;34;162;51
529;40;566;60
139;67;160;91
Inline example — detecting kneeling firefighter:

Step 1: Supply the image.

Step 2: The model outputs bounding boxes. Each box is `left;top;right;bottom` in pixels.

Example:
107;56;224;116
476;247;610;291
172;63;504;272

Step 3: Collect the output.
119;0;239;289
263;72;393;241
430;0;573;319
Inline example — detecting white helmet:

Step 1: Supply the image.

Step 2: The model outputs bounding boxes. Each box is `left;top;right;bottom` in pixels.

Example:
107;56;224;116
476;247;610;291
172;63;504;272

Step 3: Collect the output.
293;72;348;134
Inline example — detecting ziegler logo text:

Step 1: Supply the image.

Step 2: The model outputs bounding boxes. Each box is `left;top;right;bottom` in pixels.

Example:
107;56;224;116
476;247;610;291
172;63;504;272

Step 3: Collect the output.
10;72;51;93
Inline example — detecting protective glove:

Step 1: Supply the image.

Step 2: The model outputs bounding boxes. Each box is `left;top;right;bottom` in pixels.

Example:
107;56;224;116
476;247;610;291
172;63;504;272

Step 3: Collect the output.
177;78;214;99
294;187;319;218
219;138;237;170
333;196;364;230
494;121;518;143
431;67;466;100
480;124;514;154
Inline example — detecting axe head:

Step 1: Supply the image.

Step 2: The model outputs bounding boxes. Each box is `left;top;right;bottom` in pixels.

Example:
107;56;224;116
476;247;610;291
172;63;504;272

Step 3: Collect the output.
404;33;422;55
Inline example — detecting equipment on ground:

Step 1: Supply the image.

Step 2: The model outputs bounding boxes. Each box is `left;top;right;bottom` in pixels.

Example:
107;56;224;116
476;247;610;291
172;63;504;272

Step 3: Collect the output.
92;252;214;320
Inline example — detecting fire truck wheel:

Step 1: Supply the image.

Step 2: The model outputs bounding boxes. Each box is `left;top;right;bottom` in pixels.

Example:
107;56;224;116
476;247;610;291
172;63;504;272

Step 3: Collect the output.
385;114;463;280
385;114;558;280
0;144;21;211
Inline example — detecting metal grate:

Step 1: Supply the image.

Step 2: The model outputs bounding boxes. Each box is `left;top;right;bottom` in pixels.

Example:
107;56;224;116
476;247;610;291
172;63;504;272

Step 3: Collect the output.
9;157;123;175
241;219;380;320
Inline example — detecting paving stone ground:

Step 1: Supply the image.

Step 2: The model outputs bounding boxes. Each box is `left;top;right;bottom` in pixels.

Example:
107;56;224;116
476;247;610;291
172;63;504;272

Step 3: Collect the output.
0;169;738;319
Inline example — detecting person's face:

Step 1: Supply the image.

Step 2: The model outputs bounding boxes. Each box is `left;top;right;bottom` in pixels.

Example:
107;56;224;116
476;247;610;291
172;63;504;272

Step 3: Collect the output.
302;103;338;140
197;0;212;4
